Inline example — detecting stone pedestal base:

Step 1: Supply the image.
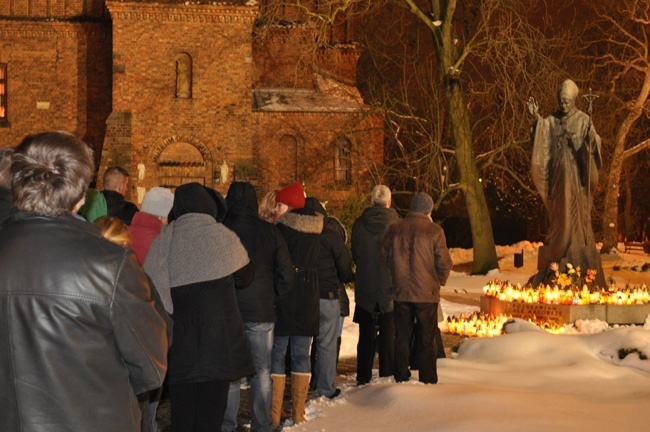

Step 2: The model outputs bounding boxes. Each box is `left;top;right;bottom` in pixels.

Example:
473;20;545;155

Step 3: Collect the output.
480;296;649;325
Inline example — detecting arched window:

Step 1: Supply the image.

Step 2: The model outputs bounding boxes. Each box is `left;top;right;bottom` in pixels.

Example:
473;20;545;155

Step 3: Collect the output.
334;136;351;185
175;54;192;99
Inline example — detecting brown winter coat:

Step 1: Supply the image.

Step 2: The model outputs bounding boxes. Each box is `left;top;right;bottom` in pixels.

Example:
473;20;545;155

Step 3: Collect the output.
379;212;453;303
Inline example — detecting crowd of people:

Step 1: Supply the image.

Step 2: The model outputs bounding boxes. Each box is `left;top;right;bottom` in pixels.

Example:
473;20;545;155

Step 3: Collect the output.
0;131;452;432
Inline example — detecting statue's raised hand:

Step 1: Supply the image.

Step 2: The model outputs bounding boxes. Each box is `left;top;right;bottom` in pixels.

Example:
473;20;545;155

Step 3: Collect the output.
527;96;540;117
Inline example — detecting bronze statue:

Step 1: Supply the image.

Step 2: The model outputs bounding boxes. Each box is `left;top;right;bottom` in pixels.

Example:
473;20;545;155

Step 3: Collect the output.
527;79;606;288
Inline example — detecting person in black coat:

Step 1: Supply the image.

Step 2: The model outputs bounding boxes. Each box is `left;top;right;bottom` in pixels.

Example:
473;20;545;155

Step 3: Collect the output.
101;166;139;225
304;197;354;399
145;183;255;432
270;182;323;426
351;185;400;385
328;215;351;366
222;182;294;432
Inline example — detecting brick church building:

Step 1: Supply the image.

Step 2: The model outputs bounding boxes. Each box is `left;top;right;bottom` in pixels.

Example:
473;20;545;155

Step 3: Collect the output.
0;0;383;206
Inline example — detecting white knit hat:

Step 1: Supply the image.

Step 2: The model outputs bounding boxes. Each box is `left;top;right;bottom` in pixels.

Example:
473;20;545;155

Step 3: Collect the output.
141;187;174;218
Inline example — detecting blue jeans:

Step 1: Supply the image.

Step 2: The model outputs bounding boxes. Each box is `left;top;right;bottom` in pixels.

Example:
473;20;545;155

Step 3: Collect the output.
148;387;163;432
336;315;345;338
314;299;340;397
222;322;274;432
271;335;312;374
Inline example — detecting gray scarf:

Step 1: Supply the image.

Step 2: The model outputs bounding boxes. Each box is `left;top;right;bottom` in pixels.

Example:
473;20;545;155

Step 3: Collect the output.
144;213;249;313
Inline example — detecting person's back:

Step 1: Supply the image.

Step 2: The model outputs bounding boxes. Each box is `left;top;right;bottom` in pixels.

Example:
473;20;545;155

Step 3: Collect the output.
129;187;174;265
0;131;170;432
304;198;354;300
269;182;323;426
275;205;323;336
352;200;399;313
303;197;353;398
380;192;451;384
78;188;107;223
223;181;293;322
351;185;400;384
222;181;294;432
382;211;451;302
102;165;138;225
144;182;254;431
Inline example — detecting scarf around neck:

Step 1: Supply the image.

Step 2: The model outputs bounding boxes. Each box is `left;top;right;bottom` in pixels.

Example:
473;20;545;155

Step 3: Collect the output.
144;213;249;313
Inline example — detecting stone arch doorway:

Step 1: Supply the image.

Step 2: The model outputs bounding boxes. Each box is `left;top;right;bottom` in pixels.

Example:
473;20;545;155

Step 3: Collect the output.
151;136;214;190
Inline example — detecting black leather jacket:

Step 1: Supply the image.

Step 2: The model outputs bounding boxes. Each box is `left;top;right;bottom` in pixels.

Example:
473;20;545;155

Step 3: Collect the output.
0;212;171;432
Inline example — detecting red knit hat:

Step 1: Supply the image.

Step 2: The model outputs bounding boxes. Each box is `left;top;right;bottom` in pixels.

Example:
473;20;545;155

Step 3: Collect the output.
275;182;306;209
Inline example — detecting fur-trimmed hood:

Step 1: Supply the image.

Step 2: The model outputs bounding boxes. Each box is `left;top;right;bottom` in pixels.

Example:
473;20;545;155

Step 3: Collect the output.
276;207;324;234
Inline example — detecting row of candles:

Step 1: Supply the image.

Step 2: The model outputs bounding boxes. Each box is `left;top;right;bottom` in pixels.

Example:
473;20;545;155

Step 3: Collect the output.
444;312;567;337
482;280;650;305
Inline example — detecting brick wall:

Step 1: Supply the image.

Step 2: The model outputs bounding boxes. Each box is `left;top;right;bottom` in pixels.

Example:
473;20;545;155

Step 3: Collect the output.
100;2;258;199
0;1;385;207
0;20;111;159
253;26;318;89
0;0;107;18
252;110;384;205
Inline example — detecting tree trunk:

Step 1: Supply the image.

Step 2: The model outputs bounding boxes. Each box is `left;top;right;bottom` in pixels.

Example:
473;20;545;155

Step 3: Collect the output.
600;146;624;253
623;166;634;240
600;71;650;253
447;81;499;274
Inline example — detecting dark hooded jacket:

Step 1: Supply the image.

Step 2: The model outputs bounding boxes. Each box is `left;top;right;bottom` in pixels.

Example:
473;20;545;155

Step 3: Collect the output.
144;182;254;384
223;182;294;323
102;189;139;225
274;206;324;336
351;205;400;313
304;198;354;301
327;215;352;316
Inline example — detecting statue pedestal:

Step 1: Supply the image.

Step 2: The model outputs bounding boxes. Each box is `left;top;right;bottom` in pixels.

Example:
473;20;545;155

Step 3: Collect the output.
480;296;649;325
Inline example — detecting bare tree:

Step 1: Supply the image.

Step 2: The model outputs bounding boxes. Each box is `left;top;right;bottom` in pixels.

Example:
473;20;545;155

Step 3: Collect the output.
355;0;564;273
576;1;650;253
257;0;573;273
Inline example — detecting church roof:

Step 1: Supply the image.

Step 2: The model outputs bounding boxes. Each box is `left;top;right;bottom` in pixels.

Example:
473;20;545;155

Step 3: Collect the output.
252;89;364;113
253;74;365;113
108;0;256;5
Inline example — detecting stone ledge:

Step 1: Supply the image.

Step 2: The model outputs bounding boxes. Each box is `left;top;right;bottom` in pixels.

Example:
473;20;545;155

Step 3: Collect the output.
480;296;650;325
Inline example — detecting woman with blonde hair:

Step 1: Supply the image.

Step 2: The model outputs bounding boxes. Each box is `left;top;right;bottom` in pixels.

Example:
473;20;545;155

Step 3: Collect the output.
95;215;132;248
259;189;278;222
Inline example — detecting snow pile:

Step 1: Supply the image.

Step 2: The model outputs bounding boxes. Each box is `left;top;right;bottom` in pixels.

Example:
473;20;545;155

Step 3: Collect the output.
285;243;650;432
287;325;650;432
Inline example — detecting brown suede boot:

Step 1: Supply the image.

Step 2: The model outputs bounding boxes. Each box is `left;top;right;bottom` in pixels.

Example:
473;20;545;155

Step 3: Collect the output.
271;374;286;428
291;372;311;424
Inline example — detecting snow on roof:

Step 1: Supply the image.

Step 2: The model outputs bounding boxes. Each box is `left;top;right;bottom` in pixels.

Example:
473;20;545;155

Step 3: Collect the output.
110;0;255;5
252;89;362;113
253;74;365;113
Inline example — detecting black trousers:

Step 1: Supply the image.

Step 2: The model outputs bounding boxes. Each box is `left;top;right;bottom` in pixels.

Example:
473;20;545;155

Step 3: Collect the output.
354;306;395;384
410;320;446;370
169;379;230;432
394;301;439;384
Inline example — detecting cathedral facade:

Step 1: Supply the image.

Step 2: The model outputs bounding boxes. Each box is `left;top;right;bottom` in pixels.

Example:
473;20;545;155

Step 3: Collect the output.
0;0;383;205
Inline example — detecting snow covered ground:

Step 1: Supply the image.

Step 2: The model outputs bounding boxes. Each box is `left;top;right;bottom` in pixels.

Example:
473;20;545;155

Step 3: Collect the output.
286;242;650;432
